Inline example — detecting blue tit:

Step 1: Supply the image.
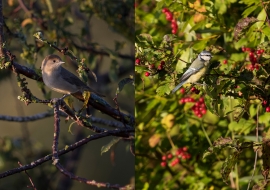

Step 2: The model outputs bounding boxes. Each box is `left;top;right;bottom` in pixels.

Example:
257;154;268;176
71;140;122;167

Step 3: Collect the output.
172;50;213;93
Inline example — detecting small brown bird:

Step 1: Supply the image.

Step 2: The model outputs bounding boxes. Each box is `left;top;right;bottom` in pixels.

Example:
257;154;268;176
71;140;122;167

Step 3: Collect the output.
41;54;103;97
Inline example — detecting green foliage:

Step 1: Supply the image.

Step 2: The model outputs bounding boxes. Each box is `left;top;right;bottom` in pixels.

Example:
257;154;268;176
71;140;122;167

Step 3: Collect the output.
135;0;270;189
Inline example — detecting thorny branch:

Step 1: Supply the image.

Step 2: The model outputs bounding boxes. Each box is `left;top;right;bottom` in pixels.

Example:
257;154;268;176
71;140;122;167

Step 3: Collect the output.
51;98;133;190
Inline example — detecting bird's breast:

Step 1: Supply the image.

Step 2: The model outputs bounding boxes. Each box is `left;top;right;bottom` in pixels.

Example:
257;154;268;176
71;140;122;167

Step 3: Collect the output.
187;67;207;83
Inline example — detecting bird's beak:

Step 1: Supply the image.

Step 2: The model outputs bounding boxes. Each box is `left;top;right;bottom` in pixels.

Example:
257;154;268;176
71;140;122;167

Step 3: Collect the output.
59;61;65;65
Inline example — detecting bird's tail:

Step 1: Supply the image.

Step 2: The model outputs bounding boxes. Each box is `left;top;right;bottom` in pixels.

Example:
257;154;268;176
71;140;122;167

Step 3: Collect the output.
172;81;186;93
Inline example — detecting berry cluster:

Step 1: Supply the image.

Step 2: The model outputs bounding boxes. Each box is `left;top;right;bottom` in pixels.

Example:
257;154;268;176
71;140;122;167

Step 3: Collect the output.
262;100;270;112
160;147;191;167
179;87;200;95
191;97;207;118
242;47;265;71
162;8;178;34
139;60;165;77
191;87;200;94
179;93;207;118
178;87;207;117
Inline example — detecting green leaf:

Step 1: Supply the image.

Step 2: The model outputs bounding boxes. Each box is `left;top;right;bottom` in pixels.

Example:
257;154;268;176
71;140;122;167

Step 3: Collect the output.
109;59;119;81
156;84;171;96
259;112;270;124
101;137;121;155
228;118;255;135
137;34;154;44
144;13;157;24
262;26;270;37
242;5;258;17
116;77;134;94
221;152;240;183
192;40;208;52
249;104;257;118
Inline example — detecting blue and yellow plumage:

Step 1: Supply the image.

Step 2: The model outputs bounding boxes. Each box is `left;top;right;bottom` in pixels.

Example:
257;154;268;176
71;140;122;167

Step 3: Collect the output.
172;50;213;93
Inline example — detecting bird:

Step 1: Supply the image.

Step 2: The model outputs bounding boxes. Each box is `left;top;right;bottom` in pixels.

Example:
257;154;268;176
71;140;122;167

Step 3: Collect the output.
41;54;104;97
172;50;213;93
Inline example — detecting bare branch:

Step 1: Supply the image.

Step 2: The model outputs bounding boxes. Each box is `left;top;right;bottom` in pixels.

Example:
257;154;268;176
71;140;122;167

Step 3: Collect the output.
0;112;130;128
0;0;4;62
0;128;134;184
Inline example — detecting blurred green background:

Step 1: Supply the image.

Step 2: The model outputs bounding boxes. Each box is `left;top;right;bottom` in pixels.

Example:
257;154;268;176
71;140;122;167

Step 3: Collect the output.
135;0;270;189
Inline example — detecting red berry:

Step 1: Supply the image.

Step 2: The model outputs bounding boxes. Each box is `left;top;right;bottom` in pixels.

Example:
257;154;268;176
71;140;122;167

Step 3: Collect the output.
245;47;251;52
162;155;167;161
246;64;254;71
255;64;260;70
157;65;163;70
172;29;177;34
197;113;202;118
180;88;185;94
263;100;268;107
135;58;140;65
167;154;173;159
191;87;196;92
200;103;206;109
160;61;165;65
223;60;228;64
165;12;173;21
145;72;150;77
201;109;207;115
194;110;200;115
266;107;270;112
189;98;195;102
242;47;246;52
176;148;182;155
162;8;169;13
182;147;188;151
199;97;204;103
260;49;265;54
179;98;185;104
195;102;200;107
172;158;179;164
161;161;167;167
184;98;189;103
171;22;178;29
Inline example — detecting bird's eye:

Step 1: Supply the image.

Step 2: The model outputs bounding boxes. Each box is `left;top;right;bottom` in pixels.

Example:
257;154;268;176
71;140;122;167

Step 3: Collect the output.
53;60;56;63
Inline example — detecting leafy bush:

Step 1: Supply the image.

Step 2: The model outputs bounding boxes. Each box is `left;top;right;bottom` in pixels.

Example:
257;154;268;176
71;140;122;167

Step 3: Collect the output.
135;0;270;189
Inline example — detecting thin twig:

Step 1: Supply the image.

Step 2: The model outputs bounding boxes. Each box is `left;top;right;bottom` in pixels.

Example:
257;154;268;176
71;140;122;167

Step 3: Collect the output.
0;128;134;179
247;105;260;190
260;0;270;27
0;0;4;64
18;161;37;190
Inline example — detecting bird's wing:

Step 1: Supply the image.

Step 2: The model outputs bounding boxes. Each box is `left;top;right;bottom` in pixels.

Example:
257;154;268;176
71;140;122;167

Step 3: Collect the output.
179;66;202;82
171;80;186;93
60;68;105;97
60;68;89;88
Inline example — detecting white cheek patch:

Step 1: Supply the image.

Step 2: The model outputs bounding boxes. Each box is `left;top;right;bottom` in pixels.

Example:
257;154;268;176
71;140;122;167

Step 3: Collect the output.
200;55;211;61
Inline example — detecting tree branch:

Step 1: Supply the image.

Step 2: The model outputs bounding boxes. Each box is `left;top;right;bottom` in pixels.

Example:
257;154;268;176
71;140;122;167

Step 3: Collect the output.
0;128;134;178
0;0;4;63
